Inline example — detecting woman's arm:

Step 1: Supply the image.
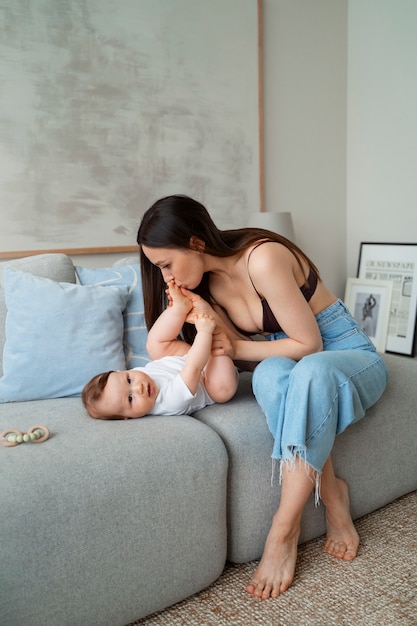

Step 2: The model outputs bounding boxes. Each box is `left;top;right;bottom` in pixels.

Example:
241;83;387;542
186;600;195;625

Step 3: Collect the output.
218;243;325;363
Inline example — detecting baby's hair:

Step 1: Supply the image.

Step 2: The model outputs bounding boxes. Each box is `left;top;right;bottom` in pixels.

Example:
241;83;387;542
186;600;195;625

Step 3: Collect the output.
82;370;122;420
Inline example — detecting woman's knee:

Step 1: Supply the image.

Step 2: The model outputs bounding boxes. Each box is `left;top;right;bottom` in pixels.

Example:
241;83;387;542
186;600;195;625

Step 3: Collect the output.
252;356;295;393
288;353;332;384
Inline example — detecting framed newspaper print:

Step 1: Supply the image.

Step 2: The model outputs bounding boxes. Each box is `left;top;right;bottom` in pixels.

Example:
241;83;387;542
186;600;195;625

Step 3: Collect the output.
357;243;417;356
344;278;393;352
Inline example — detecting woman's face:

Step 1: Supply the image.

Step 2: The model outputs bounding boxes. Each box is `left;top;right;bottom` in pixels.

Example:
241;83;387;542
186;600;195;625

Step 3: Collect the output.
142;245;205;290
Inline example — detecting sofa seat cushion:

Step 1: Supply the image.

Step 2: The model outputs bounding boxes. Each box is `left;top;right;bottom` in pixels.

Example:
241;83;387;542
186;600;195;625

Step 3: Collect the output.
0;398;228;624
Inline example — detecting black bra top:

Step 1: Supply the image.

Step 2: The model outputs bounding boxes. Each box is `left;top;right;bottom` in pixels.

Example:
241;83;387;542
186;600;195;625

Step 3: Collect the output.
235;242;318;335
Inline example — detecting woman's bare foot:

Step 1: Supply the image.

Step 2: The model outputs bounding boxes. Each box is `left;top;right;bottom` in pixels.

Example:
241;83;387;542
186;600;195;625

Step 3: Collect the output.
246;518;299;600
323;477;359;561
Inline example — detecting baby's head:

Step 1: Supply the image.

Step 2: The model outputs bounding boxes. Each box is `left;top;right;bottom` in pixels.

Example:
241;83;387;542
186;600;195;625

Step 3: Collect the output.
82;369;158;420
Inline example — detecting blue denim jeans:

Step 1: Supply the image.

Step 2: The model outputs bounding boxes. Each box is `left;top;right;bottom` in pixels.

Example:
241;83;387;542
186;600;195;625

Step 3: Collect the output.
252;299;388;474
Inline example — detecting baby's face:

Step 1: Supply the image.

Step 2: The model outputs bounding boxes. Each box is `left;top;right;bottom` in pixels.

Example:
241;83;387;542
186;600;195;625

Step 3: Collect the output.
95;369;158;419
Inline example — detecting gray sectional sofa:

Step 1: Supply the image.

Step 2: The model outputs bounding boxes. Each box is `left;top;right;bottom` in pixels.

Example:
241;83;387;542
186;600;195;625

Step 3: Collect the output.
1;253;417;626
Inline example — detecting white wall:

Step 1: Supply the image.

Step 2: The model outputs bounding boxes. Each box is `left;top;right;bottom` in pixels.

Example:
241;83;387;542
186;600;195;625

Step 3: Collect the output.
263;0;417;295
347;0;417;277
262;0;348;296
3;1;415;301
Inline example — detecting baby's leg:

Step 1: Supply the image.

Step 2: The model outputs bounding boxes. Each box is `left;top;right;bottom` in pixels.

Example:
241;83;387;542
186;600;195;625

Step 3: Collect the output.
203;355;238;403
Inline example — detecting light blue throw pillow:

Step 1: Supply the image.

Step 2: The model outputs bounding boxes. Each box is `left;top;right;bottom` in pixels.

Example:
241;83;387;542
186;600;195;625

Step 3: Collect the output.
0;268;130;402
75;264;150;368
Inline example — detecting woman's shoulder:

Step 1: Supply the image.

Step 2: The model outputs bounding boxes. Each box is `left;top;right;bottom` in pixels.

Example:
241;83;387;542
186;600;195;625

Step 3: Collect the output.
246;240;311;298
246;239;295;269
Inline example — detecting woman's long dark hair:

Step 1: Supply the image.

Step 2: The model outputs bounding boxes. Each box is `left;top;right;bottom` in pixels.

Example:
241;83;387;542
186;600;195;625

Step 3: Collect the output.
137;195;320;335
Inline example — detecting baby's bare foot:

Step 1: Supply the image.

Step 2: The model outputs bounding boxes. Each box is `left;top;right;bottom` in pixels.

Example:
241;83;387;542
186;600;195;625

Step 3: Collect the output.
167;281;192;313
246;523;299;600
324;478;359;561
167;280;184;302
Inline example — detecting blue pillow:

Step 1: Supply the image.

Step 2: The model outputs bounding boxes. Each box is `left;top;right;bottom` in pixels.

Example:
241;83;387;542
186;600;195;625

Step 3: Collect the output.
75;264;150;368
0;268;130;402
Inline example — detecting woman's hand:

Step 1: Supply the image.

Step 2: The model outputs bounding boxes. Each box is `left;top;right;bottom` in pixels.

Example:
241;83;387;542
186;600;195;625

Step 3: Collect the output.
180;287;214;318
211;328;234;358
212;331;260;371
178;286;252;362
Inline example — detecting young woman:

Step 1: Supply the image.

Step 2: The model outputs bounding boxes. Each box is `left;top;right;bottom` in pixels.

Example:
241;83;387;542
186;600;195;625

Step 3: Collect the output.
137;194;388;600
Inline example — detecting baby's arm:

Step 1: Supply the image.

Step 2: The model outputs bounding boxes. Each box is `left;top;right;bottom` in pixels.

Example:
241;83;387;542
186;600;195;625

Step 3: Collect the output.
179;313;216;395
146;281;193;360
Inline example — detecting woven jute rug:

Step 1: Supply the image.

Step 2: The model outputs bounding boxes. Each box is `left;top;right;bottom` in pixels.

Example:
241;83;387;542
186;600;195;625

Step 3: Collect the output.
130;491;417;626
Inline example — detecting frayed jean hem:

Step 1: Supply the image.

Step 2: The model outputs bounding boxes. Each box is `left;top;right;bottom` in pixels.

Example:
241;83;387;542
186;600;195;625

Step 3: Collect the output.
272;450;322;506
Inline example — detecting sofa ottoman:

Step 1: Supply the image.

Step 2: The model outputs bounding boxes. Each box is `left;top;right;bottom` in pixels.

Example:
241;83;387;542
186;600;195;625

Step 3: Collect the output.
0;400;228;626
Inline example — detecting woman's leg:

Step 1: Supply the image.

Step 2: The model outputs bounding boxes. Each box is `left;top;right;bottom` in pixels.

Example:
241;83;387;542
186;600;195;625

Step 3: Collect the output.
320;456;359;560
253;349;388;472
246;455;316;600
250;348;387;598
246;455;360;600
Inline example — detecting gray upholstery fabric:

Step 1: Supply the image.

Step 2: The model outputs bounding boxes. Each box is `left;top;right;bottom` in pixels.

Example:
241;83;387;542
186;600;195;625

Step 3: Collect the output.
2;252;76;283
331;352;417;514
0;399;228;626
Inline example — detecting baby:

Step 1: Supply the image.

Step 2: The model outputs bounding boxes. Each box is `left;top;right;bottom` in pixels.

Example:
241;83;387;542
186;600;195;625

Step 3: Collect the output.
82;281;238;419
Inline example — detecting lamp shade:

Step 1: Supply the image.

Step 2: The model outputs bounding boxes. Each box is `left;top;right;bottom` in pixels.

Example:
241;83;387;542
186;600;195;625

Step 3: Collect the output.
246;211;295;242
